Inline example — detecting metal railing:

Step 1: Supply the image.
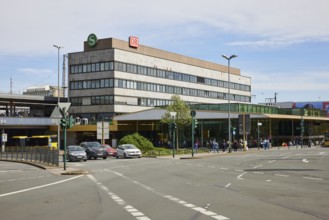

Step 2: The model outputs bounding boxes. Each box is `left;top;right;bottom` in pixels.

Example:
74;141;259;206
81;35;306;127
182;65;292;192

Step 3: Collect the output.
0;146;59;166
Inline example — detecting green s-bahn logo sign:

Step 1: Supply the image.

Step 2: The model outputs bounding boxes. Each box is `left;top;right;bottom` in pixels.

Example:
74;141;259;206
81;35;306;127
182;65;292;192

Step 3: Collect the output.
87;33;98;47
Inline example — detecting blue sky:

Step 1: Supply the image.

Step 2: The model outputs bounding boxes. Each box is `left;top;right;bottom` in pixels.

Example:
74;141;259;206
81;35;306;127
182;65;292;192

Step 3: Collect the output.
0;0;328;104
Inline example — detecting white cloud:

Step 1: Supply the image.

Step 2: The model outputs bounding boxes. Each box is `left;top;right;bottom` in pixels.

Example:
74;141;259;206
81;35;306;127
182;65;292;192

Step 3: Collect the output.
0;0;328;101
0;0;329;55
250;69;328;90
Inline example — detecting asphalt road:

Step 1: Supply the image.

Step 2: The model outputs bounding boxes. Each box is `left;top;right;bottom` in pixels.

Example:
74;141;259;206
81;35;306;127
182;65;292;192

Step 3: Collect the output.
1;147;328;220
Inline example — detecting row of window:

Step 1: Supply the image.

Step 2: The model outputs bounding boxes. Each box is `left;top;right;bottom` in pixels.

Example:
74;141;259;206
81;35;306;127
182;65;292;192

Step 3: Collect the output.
70;78;250;102
70;61;250;92
70;96;175;107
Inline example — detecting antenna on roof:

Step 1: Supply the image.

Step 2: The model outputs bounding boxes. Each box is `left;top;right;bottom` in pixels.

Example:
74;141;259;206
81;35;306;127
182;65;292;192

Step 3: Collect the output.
10;75;13;94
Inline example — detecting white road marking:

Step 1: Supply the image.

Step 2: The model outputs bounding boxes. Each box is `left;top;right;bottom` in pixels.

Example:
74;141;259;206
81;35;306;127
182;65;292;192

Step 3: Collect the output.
303;176;323;181
253;164;263;169
108;170;230;220
0;175;82;197
253;172;264;175
87;174;151;220
166;195;229;220
266;179;272;182
302;159;309;163
237;172;247;180
274;174;289;177
224;183;231;188
268;160;276;164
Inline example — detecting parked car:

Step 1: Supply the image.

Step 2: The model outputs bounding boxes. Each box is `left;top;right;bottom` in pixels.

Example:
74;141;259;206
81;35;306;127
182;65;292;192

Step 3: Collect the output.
116;144;142;159
66;145;87;162
80;141;107;160
102;144;117;157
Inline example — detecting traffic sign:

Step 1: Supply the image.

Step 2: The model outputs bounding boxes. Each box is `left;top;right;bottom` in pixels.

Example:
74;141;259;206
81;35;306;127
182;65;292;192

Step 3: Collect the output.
58;103;71;113
50;106;62;119
190;110;196;117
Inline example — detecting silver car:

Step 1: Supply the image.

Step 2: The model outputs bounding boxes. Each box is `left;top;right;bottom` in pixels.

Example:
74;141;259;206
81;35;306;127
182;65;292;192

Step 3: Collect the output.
116;144;142;159
67;145;87;162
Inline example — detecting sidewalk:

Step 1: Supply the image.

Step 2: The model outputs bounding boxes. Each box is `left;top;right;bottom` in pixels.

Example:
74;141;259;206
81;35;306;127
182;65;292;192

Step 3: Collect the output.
156;145;319;159
158;147;260;159
0;158;89;176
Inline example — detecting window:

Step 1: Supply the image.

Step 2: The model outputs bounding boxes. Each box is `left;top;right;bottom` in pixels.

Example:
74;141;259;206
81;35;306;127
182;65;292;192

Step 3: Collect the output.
197;76;205;84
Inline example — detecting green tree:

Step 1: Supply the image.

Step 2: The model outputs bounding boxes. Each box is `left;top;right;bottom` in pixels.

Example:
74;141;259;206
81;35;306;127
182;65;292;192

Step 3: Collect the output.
161;95;192;149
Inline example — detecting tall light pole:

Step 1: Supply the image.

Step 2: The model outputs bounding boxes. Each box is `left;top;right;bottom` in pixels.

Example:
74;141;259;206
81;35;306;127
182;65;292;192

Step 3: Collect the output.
53;45;63;151
222;54;237;153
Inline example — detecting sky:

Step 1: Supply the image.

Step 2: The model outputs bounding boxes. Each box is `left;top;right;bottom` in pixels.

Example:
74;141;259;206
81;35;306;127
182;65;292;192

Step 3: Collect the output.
0;0;328;104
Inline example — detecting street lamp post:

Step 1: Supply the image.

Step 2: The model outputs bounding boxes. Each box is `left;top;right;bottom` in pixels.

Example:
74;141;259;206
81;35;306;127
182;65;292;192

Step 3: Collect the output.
53;45;63;152
222;54;237;153
169;112;177;158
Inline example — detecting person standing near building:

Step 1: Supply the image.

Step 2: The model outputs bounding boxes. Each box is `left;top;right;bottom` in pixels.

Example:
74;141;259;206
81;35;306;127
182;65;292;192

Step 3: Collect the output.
263;138;269;150
211;139;218;153
194;141;199;153
222;139;227;152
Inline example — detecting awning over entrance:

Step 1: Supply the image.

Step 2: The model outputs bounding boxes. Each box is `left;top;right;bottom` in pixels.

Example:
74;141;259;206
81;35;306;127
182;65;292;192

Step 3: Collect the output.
113;108;329;122
263;114;329;121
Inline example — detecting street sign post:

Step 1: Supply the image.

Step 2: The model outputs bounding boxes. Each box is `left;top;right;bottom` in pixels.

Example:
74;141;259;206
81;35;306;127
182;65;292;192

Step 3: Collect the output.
97;121;110;144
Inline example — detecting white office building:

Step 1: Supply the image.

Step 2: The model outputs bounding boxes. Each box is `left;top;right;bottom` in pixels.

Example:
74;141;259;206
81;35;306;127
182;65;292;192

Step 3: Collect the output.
68;35;251;121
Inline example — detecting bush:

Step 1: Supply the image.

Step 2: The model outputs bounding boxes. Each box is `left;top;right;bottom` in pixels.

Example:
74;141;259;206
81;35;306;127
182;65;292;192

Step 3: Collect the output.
119;133;154;152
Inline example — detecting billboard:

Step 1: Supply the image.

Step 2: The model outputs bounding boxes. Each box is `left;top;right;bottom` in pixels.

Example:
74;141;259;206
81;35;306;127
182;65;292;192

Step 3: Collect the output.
293;101;329;117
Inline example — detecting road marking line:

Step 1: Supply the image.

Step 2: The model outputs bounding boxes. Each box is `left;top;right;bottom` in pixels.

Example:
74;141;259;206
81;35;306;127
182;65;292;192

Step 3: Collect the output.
237;172;247;180
302;159;309;163
253;172;264;175
266;179;272;182
268;160;276;164
166;195;229;219
0;175;82;198
303;177;323;181
274;174;289;177
87;174;151;220
108;170;230;219
220;167;228;170
225;183;231;188
235;169;243;172
253;165;263;169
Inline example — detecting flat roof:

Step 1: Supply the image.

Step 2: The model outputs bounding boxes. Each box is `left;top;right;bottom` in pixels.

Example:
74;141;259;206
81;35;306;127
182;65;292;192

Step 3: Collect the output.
114;108;329;121
0;93;67;106
74;37;241;75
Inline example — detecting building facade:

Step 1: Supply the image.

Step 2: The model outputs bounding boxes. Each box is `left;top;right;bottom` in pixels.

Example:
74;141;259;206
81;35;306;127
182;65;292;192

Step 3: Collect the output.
23;85;61;97
68;35;251;122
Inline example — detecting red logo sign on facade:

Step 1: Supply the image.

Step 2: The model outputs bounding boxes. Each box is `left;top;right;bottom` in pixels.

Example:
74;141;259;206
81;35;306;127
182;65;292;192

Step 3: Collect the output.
129;36;139;48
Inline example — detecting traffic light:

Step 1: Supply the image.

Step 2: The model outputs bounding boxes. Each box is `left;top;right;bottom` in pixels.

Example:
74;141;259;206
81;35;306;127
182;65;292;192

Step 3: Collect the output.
194;119;198;129
232;127;236;135
67;116;75;128
60;118;67;129
173;123;177;130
